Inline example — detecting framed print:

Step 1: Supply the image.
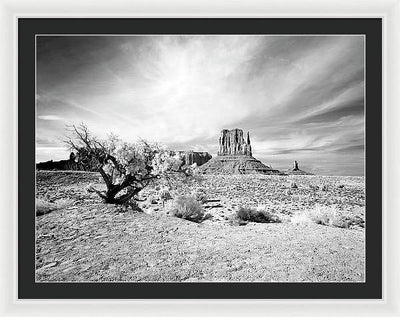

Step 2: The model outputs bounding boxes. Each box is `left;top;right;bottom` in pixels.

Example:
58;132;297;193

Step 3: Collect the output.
1;0;398;313
17;17;382;300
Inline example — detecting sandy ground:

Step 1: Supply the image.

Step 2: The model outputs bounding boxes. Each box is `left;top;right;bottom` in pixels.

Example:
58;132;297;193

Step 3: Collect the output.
35;171;365;282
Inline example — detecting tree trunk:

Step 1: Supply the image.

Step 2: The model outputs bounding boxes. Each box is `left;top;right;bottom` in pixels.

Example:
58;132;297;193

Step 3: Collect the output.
95;170;144;205
103;186;123;204
103;185;141;205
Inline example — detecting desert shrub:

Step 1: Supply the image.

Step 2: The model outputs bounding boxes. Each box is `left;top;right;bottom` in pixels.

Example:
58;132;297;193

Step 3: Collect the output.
191;187;208;204
236;206;281;223
159;188;172;201
228;215;249;226
36;198;71;216
159;188;172;207
167;195;208;223
291;204;350;228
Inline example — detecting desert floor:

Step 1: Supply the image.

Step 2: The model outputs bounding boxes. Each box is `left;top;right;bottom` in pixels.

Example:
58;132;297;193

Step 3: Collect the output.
35;171;365;282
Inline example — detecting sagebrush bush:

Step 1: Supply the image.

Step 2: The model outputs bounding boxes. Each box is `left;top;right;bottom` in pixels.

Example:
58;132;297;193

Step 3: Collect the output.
291;204;350;228
159;188;172;200
167;195;207;223
236;206;281;223
228;215;249;226
159;188;172;207
191;188;208;204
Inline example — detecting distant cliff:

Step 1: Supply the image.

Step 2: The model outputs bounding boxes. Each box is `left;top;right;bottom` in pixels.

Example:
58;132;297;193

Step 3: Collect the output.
170;150;212;167
37;150;212;171
36;153;85;171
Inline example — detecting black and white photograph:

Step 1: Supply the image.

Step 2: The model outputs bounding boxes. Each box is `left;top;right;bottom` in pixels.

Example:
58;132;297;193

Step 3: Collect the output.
35;34;366;283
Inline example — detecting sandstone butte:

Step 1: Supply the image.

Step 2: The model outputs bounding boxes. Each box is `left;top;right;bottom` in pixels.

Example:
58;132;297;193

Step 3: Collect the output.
200;128;283;175
285;160;313;175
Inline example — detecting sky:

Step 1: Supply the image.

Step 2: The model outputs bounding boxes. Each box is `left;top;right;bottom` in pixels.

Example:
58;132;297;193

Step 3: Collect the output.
36;35;365;176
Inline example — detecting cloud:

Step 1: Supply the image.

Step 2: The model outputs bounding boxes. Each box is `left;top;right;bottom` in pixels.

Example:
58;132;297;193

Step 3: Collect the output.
38;115;64;121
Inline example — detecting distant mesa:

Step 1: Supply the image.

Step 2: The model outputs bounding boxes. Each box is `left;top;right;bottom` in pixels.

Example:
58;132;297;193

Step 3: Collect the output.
285;160;313;175
36;152;85;171
200;128;282;175
170;150;212;167
36;150;212;171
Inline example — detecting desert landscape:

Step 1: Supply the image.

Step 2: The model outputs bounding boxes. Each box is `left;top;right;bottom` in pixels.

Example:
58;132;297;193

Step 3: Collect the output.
36;170;365;282
36;128;365;282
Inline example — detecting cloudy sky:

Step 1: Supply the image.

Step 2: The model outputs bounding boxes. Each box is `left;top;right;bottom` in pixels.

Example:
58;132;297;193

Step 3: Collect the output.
36;35;364;176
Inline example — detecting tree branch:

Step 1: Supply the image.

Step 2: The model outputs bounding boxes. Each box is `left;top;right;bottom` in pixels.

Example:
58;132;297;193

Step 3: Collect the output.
98;167;112;189
115;187;141;204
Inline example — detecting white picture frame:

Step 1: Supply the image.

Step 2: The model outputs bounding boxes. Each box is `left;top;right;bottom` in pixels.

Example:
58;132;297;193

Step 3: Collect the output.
1;0;398;316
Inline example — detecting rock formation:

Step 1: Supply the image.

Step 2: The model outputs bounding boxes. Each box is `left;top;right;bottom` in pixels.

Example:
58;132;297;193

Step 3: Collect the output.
170;150;212;167
200;128;282;175
285;161;313;175
200;155;282;175
218;129;252;156
36;152;81;171
37;150;212;171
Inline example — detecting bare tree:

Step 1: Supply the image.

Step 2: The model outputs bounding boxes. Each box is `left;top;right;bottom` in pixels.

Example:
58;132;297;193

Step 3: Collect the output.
64;123;189;205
